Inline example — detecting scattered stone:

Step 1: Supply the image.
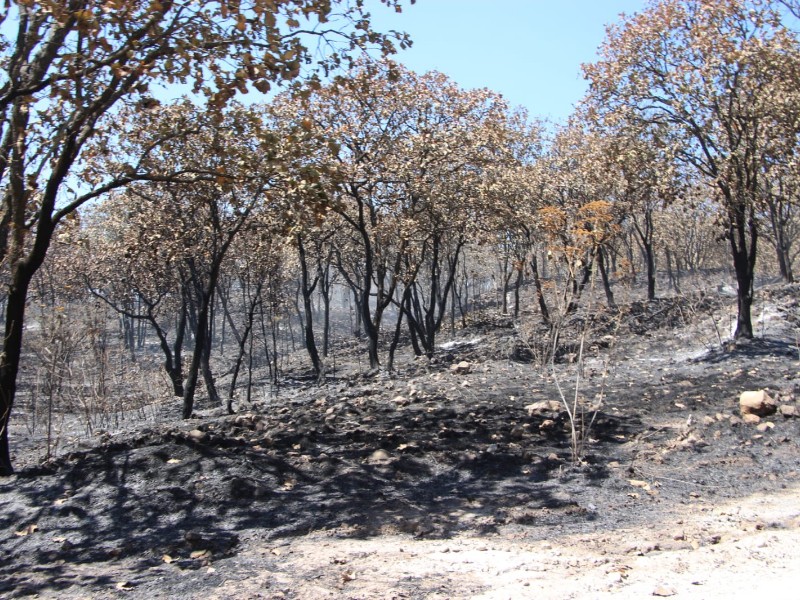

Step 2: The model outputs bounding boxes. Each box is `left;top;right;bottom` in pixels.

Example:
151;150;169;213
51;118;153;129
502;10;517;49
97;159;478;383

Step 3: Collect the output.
779;404;797;418
367;449;392;464
756;422;775;432
509;425;526;440
742;413;761;425
187;429;207;443
450;361;472;375
739;390;777;417
525;400;562;415
729;416;742;427
653;585;678;597
701;415;716;427
539;419;556;431
184;531;205;548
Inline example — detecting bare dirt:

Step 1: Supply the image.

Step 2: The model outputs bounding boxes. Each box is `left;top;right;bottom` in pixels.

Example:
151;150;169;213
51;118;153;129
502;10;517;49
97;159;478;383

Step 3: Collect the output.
2;284;799;599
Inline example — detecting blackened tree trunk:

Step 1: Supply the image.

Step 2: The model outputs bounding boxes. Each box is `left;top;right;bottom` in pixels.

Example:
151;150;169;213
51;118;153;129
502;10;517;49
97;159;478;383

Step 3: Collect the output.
512;266;523;318
183;286;213;418
228;280;263;411
729;200;758;339
665;248;681;294
0;267;36;475
766;191;795;283
387;287;411;372
297;234;323;375
530;251;550;325
632;209;657;302
597;247;616;309
201;293;221;409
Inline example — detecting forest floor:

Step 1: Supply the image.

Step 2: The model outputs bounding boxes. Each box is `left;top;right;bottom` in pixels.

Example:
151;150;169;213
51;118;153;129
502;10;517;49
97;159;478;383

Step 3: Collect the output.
1;283;800;599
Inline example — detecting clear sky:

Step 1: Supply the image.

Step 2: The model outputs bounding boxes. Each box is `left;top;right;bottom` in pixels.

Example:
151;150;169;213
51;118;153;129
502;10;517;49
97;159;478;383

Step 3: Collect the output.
367;0;649;123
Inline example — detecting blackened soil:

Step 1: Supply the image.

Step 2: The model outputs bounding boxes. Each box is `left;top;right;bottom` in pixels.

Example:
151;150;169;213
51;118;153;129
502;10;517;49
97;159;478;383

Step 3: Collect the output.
1;286;799;599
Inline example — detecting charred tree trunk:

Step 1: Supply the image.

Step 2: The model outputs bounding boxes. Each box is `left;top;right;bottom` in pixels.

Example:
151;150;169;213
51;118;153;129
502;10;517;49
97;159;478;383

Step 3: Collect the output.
297;234;322;375
297;234;322;376
597;247;616;309
0;268;34;475
228;281;263;413
512;266;523;318
729;202;757;340
530;252;550;325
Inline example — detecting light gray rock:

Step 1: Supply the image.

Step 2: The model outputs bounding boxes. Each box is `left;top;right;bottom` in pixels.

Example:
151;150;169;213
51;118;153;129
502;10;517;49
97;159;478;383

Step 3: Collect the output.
739;390;777;417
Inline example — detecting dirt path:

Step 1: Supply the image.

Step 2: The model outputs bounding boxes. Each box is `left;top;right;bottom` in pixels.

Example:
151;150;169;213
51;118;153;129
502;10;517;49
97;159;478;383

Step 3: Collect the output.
170;483;800;599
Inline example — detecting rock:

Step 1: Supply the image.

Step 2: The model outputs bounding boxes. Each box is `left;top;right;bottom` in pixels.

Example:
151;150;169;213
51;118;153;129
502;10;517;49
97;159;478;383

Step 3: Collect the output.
367;449;391;464
525;400;562;415
450;361;472;374
509;425;526;440
729;415;742;427
539;419;556;431
653;585;677;597
779;404;797;418
742;413;761;425
606;571;624;585
187;429;207;442
702;415;716;426
739;390;777;417
756;422;775;432
184;531;205;548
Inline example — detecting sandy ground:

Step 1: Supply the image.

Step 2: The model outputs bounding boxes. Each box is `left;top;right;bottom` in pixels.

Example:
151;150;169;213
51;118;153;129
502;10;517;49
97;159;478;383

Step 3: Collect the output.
245;486;800;600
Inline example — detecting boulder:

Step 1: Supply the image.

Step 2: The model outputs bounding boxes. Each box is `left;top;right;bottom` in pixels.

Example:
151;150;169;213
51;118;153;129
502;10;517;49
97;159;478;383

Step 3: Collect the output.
525;400;562;416
539;419;556;431
450;360;472;374
187;429;207;443
739;390;777;417
366;449;392;464
779;404;797;418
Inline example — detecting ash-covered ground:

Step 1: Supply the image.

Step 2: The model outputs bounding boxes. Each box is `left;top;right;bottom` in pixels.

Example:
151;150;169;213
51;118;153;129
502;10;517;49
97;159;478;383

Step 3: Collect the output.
2;284;799;599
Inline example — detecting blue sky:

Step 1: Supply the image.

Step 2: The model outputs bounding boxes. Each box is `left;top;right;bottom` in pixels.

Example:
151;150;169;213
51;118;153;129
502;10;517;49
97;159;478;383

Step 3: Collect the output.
368;0;648;123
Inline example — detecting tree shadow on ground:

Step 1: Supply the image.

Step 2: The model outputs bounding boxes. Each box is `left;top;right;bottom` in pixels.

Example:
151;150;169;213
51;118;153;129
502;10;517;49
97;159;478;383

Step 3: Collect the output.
0;398;636;597
694;337;799;364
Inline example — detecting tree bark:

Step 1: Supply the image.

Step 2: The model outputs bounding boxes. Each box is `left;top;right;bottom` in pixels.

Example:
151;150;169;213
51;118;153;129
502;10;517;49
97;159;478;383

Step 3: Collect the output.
297;235;322;375
598;247;616;309
0;270;33;475
730;207;757;340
